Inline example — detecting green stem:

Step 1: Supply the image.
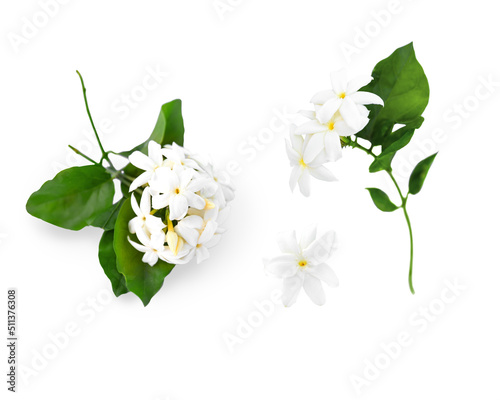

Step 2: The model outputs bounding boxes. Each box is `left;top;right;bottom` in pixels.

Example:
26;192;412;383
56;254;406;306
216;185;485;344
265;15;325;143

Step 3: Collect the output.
387;171;415;294
68;145;99;165
76;70;115;169
344;136;416;294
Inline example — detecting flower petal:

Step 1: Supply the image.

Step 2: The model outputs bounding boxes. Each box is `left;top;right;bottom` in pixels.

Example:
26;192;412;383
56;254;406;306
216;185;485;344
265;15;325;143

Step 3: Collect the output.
147;141;163;166
330;69;349;94
303;133;325;164
196;246;210;264
309;165;336;182
339;97;363;131
205;233;221;249
310;90;335;105
152;193;169;210
129;151;156;171
264;254;297;278
180;215;204;229
282;275;304;307
346;75;373;94
175;225;199;247
308;263;339;288
317;98;342;124
289;165;301;192
298;170;311;197
303;230;337;264
199;220;217;244
324;133;343;162
129;171;151;192
349;91;384;106
294;120;327;136
127;236;148;253
286;140;300;164
300;225;317;250
303;274;326;305
169;194;188;220
139;188;151;214
298;110;316;120
143;251;159;267
185;192;206;210
130;193;142;217
276;230;300;255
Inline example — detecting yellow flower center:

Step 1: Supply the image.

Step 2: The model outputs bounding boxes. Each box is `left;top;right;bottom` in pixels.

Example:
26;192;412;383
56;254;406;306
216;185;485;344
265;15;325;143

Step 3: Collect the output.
328;121;335;131
338;92;346;99
175;188;180;194
298;260;308;268
299;158;307;168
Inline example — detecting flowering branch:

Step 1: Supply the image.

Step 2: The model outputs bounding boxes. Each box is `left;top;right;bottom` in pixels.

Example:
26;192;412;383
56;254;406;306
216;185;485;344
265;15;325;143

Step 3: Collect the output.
286;43;438;294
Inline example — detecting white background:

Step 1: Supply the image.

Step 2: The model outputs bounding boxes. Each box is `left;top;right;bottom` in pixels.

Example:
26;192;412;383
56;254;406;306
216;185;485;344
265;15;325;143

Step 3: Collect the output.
1;0;499;399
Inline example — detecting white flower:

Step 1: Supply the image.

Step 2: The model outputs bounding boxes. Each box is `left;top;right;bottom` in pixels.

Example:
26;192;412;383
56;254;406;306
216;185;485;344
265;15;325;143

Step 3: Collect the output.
200;162;235;207
128;188;166;235
285;127;336;197
128;229;168;267
311;69;383;130
128;141;166;192
264;226;339;306
294;109;359;162
193;220;220;264
162;143;200;170
149;166;206;220
175;212;221;264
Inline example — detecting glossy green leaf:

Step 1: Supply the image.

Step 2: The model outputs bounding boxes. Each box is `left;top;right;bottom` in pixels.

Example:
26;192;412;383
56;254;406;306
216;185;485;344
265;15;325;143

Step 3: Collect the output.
119;100;185;180
91;197;126;231
369;118;424;173
366;188;399;212
113;197;175;306
356;43;429;146
26;165;115;230
408;153;438;195
98;230;129;297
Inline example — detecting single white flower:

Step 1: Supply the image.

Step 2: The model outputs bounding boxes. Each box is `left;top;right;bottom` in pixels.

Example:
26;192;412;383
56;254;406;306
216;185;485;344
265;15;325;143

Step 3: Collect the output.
294;109;359;162
149;166;206;220
194;220;220;264
128;188;166;235
162;241;195;265
200;162;235;207
264;226;339;306
286;128;336;197
128;141;166;192
311;69;383;130
174;215;203;247
128;229;167;267
176;211;221;263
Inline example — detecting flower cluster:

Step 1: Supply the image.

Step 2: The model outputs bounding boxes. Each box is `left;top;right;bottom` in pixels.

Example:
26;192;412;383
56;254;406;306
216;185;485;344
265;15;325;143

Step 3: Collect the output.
264;226;338;306
286;69;384;196
127;141;234;266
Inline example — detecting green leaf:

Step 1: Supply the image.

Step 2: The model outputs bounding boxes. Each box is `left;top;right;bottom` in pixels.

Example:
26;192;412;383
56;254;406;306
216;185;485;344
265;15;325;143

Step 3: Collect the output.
119;100;185;180
98;230;129;297
26;165;115;230
369;118;424;173
356;43;429;146
366;188;399;212
113;197;175;306
91;197;126;231
408;153;438;195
